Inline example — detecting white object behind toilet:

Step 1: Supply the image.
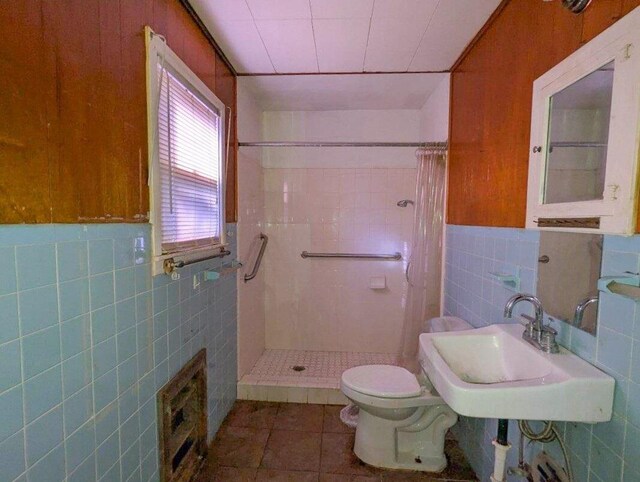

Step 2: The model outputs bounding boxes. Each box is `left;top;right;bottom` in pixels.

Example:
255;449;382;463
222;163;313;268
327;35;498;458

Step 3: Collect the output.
427;316;473;333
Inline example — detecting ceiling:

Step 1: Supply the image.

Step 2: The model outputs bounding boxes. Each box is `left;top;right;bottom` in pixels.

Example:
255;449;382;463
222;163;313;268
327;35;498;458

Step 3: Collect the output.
190;0;502;74
240;73;448;110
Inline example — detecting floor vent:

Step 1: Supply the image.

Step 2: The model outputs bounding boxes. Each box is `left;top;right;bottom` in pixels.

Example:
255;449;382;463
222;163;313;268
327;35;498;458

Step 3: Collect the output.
158;349;208;482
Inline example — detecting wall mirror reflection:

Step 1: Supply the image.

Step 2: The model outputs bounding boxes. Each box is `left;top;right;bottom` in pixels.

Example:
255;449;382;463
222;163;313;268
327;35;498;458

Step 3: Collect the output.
543;61;614;205
537;232;603;334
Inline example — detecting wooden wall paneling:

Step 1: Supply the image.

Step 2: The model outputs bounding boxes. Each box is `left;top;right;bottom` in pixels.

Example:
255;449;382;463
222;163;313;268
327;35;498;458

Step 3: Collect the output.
448;45;484;224
622;0;640;15
0;1;53;223
540;1;584;74
215;58;238;223
582;0;640;43
165;0;187;61
447;0;639;228
152;0;169;44
449;0;537;227
581;0;624;43
97;0;128;221
0;3;55;223
1;0;237;224
120;0;155;221
47;0;105;222
184;22;217;93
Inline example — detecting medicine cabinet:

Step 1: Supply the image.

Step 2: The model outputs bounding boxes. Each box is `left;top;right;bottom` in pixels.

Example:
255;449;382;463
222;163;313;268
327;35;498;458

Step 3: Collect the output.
526;7;640;234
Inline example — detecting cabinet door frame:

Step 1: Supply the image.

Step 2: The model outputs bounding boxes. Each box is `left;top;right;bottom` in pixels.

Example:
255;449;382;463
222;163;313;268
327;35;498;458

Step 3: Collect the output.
526;6;640;235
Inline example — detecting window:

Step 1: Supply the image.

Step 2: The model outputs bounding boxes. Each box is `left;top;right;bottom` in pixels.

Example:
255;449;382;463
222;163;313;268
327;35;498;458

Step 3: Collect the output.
146;28;226;274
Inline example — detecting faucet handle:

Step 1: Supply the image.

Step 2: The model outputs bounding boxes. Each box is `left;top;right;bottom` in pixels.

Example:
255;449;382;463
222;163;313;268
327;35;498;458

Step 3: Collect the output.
519;314;536;338
540;324;557;335
539;325;559;354
519;314;536;325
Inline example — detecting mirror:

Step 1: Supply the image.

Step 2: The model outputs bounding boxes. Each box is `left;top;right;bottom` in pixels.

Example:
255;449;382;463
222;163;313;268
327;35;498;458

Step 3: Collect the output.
543;61;614;205
537;232;603;334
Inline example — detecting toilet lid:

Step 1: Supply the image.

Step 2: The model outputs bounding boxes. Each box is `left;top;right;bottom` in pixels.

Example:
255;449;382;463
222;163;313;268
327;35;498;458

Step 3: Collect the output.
341;365;422;398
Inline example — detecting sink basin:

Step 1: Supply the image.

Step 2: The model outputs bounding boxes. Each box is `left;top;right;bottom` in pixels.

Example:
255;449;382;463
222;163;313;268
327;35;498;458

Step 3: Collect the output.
419;324;614;422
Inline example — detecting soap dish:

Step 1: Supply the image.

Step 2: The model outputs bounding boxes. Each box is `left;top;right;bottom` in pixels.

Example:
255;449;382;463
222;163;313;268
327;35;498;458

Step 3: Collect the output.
489;271;521;291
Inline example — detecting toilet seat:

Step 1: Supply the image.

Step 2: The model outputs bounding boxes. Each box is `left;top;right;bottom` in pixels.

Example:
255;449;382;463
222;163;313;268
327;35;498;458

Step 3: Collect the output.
341;365;446;410
342;365;422;398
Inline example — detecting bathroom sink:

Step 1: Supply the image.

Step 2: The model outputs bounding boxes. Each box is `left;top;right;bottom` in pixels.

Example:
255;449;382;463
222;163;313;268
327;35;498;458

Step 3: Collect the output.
418;324;614;422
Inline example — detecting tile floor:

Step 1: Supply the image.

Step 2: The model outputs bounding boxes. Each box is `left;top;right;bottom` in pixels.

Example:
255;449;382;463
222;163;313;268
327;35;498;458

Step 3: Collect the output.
198;401;478;481
237;350;400;404
243;350;399;388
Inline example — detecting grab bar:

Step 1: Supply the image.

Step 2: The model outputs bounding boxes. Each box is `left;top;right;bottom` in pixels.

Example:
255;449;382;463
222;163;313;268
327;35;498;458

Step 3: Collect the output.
244;233;268;282
163;248;231;274
301;251;402;261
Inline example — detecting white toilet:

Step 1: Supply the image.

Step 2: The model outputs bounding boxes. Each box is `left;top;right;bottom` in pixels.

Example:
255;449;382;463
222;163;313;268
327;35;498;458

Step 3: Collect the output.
340;316;472;472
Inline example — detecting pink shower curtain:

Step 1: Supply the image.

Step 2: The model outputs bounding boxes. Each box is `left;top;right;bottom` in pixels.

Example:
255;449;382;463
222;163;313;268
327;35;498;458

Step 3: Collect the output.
399;146;447;372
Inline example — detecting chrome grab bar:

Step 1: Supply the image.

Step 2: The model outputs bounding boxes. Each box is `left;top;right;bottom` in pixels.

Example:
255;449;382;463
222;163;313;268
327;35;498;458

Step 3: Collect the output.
244;233;268;282
405;260;412;282
301;251;402;261
163;248;231;274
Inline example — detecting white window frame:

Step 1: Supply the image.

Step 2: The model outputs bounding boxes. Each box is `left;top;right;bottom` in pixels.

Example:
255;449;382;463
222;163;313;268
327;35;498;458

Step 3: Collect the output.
145;27;226;275
526;7;640;235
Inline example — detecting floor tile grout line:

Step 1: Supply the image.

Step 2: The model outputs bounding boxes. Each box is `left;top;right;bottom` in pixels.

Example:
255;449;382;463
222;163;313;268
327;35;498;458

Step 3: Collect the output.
319;409;325;474
256;423;273;471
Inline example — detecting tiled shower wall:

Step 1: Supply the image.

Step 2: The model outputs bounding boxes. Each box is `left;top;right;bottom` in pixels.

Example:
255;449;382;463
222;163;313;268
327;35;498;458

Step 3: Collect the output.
0;224;237;482
444;224;640;482
236;82;266;380
263;167;415;353
237;146;266;378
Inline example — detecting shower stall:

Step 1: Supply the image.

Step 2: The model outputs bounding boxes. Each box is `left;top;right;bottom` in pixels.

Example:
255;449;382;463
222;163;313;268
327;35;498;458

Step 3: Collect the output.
235;76;450;403
237;161;413;402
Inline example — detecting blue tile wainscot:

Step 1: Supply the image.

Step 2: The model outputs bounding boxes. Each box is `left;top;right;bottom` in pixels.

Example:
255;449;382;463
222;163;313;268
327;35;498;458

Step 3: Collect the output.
444;224;640;482
0;224;238;482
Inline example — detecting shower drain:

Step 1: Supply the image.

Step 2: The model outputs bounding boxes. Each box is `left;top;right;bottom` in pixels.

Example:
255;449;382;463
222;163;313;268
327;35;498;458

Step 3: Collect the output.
291;365;306;372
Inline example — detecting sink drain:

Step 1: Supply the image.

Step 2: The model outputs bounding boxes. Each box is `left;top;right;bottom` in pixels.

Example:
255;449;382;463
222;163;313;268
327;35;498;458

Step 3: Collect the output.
291;365;306;372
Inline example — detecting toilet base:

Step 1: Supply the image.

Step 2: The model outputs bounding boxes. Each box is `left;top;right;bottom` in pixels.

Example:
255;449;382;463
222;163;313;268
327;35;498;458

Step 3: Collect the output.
353;404;457;472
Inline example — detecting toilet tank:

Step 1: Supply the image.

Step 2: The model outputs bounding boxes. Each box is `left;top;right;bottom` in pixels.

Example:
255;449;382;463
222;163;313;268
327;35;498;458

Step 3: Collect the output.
426;316;472;333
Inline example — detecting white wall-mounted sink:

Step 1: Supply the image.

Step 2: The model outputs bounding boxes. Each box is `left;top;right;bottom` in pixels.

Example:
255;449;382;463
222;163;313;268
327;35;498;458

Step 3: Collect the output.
419;324;614;422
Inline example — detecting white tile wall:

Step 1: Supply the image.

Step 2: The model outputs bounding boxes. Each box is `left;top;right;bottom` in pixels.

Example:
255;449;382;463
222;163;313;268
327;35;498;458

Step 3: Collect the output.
263;167;416;354
261;110;423;168
237;148;266;379
237;84;267;379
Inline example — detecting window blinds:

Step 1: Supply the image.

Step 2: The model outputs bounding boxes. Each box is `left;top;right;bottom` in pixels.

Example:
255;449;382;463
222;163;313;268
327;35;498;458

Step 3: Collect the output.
157;66;222;254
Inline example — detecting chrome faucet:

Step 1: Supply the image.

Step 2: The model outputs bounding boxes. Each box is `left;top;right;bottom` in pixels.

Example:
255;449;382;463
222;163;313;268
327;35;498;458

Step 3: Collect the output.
504;293;559;354
504;293;544;331
574;295;598;328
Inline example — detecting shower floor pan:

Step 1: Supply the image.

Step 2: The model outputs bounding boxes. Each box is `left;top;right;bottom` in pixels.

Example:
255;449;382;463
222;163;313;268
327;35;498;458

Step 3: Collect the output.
238;349;398;404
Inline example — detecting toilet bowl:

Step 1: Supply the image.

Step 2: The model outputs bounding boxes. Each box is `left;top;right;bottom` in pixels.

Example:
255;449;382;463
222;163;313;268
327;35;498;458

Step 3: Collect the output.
340;317;472;472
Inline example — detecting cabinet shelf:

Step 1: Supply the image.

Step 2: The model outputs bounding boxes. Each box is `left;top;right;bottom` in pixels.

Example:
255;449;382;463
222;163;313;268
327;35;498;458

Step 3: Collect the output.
548;141;607;149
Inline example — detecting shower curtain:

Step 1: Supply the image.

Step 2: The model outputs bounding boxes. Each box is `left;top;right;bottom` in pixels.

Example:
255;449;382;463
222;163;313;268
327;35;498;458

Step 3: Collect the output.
398;146;447;372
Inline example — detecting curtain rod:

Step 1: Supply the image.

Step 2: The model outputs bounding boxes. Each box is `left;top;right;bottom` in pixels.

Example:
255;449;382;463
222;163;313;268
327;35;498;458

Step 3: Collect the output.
238;141;447;148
